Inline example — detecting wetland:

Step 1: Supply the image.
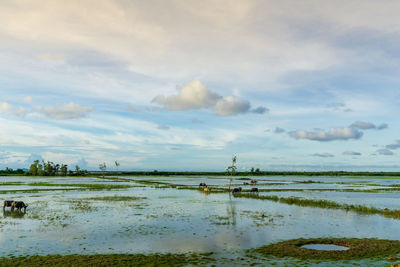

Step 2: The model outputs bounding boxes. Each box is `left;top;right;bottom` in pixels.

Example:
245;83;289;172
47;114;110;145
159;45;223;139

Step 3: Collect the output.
1;175;400;266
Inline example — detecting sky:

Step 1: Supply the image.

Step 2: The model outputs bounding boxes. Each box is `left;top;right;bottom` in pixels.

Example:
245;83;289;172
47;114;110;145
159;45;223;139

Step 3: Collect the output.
0;0;399;171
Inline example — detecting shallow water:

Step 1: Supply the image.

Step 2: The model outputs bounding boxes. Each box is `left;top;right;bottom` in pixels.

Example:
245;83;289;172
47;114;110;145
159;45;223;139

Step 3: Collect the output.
301;244;349;251
0;175;400;266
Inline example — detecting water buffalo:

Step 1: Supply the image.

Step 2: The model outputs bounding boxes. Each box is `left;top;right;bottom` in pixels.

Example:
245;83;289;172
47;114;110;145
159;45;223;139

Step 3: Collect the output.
199;182;207;187
11;201;28;212
250;187;259;193
243;182;249;185
3;200;15;210
251;179;257;185
232;187;242;194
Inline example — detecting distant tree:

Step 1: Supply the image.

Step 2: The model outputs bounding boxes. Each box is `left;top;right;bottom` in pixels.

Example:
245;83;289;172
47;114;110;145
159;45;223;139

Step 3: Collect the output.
60;164;68;176
55;164;60;176
250;167;255;174
114;161;120;175
44;161;56;176
227;155;237;191
99;162;107;178
37;163;44;176
28;160;39;176
255;168;261;174
75;165;80;176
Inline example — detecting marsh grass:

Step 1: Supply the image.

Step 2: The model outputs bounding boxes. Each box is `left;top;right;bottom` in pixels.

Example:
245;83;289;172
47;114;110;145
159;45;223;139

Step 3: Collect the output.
0;253;214;267
0;182;25;186
295;180;322;184
27;182;132;190
69;200;96;212
238;193;400;219
240;210;283;227
85;196;147;201
207;215;231;225
255;238;400;260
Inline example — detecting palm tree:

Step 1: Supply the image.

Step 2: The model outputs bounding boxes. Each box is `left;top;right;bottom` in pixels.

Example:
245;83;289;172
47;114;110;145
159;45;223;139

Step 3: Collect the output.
114;161;120;175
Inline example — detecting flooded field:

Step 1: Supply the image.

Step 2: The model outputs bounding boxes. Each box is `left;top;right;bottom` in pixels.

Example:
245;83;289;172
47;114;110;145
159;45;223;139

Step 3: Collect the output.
1;175;400;266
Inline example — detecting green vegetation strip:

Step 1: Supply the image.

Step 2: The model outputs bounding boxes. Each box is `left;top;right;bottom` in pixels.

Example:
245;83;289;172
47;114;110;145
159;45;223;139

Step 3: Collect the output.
238;193;400;219
27;183;132;189
85;196;146;201
0;253;214;267
255;238;400;260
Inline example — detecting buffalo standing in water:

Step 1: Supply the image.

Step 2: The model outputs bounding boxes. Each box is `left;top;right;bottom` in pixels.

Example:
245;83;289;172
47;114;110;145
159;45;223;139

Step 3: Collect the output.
11;201;28;212
204;186;211;194
3;200;15;210
250;188;259;193
232;187;242;194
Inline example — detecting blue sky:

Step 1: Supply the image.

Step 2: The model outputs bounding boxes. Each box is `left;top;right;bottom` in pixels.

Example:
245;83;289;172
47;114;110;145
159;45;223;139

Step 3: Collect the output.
0;0;399;171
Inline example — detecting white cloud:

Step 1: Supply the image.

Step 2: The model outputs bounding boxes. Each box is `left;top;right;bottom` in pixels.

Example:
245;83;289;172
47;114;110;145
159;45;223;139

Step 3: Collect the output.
214;96;250;116
37;102;92;120
274;127;285;134
152;80;221;110
157;125;170;130
0;102;27;116
312;153;334;158
350;121;376;130
153;80;261;116
386;140;400;150
376;149;394;156
288;127;363;142
251;106;269;114
343;151;361;156
23;96;32;103
377;123;388;130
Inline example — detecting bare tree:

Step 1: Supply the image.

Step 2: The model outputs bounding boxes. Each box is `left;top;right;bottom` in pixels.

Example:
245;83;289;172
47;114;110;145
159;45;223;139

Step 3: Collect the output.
227;155;237;191
99;162;107;178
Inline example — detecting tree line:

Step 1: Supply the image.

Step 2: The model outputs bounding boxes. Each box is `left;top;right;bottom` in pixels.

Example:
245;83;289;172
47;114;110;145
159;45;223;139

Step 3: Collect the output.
27;160;88;176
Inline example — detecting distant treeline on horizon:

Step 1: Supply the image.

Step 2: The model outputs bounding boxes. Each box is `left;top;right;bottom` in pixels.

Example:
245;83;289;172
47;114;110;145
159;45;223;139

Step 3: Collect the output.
0;165;399;177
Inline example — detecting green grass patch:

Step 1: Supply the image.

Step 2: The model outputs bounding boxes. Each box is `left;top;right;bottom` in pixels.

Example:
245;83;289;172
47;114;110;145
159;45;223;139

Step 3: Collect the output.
255;238;400;260
0;253;214;267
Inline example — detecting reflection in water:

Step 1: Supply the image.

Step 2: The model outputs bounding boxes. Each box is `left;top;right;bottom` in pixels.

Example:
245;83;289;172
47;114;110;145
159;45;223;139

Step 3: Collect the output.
227;193;237;227
3;210;26;218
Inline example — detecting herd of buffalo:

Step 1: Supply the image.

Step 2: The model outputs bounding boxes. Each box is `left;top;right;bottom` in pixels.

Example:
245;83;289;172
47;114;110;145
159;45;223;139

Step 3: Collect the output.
199;179;259;194
2;178;259;215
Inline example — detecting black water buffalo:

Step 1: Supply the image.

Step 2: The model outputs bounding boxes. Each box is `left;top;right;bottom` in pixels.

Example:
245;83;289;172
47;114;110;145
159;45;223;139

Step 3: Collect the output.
11;201;28;212
232;187;242;194
243;182;249;185
199;182;207;187
250;188;259;193
3;200;15;210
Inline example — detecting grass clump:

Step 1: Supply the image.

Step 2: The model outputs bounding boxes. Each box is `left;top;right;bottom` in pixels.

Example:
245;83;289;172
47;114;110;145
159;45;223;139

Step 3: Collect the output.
69;200;96;212
255;238;400;260
0;253;214;267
